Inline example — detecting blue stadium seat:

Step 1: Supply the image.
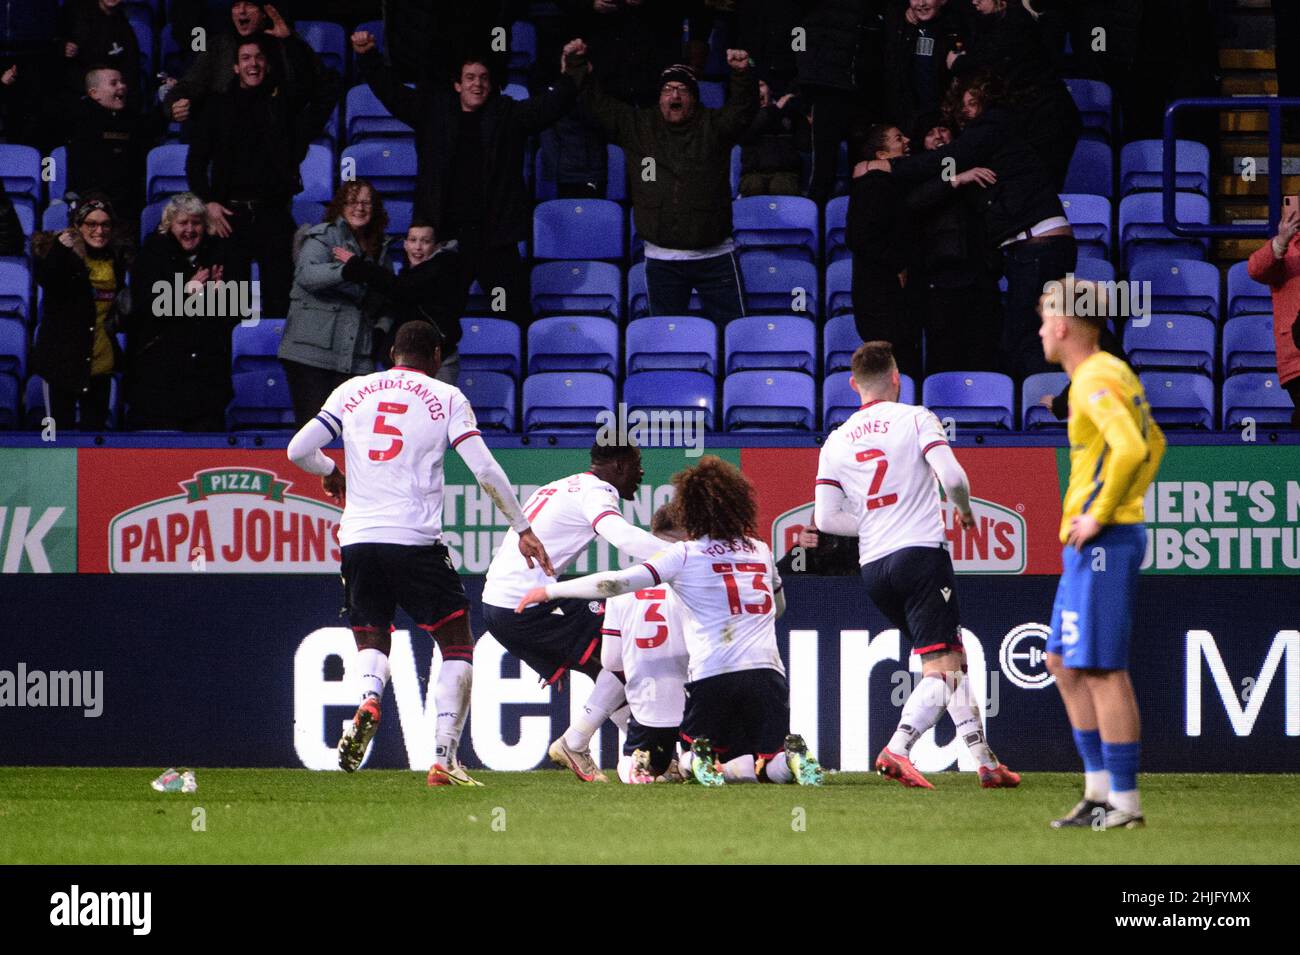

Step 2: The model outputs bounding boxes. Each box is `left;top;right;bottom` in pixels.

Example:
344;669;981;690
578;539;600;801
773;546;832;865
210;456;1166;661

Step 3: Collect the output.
823;195;850;264
625;315;717;375
0;371;17;429
522;372;615;432
1065;78;1112;142
1124;314;1216;374
296;144;334;203
732;196;819;262
823;314;861;374
1222;374;1293;429
160;23;186;78
698;80;725;109
47;145;67;204
1063;139;1113;198
0;260;32;325
922;372;1015;430
822;373;917;430
0;317;26;380
502;83;529;102
825;258;853;318
531;261;622;319
380;199;413;238
459;371;517;431
297;20;346;75
738;251;818;317
459;318;521;379
1072;257;1116;285
725;315;816;373
22;373;45;429
1059;194;1112;261
1227;260;1273;319
623;371;717;430
1140;371;1214;430
11;199;33;238
140;199;168;242
1118;193;1211;271
730;144;741;197
1119;139;1211;197
509;20;537;77
341;140;417;200
723;371;815;431
1222;315;1277;376
626;260;704;319
0;145;41;201
1129;258;1220;321
145;143;189;202
291;200;326;229
344;84;414;142
533;199;624;260
527;316;619;374
42;202;69;232
606;144;627;202
124;3;155;75
231;319;286;374
228;370;294;429
1021;371;1069;431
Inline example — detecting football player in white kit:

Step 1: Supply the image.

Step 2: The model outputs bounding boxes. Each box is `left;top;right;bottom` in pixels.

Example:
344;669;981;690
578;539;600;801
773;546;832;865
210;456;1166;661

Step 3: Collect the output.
600;504;690;784
287;322;553;786
813;341;1020;790
481;442;664;782
516;457;824;787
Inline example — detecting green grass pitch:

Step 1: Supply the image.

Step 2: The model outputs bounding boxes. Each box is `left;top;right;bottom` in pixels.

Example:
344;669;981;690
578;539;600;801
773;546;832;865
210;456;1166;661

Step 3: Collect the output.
2;768;1297;864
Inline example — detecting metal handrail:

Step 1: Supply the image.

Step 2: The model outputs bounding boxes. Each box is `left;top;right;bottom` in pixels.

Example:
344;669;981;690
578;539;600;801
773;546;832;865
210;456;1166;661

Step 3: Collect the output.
1163;96;1300;238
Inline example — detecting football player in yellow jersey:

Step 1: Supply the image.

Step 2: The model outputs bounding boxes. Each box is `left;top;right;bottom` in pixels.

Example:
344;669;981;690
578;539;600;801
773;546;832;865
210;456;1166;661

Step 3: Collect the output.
1038;280;1166;830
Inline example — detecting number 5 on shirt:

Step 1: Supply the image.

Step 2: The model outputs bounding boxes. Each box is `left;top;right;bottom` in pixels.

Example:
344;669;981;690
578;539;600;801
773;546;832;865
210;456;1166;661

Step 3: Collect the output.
369;402;408;461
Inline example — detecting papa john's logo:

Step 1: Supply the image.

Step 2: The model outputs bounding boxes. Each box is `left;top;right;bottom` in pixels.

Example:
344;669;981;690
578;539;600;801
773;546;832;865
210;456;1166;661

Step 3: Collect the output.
999;623;1055;689
771;497;1027;574
108;467;342;573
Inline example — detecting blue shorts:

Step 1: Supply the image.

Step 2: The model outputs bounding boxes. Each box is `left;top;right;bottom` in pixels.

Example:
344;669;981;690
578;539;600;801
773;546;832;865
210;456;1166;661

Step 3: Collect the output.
1047;524;1146;670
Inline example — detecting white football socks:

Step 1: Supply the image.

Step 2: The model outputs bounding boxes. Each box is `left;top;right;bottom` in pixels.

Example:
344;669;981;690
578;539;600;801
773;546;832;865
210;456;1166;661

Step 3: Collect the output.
609;704;630;734
1084;770;1111;802
763;752;793;784
946;672;1000;770
563;669;627;750
433;659;472;768
722;755;757;783
355;647;390;703
1109;788;1141;814
888;674;953;756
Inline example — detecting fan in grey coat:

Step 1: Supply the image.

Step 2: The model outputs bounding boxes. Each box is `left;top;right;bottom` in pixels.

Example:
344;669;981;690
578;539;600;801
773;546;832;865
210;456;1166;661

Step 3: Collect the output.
278;217;392;426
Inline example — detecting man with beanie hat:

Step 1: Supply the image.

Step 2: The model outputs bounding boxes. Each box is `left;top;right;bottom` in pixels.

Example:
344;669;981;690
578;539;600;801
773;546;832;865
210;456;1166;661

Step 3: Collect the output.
580;51;759;324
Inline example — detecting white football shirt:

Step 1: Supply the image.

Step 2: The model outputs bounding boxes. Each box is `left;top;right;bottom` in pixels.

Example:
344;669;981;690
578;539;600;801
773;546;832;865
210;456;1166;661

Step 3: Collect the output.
816;399;949;565
642;536;784;683
603;587;688;728
482;471;626;608
316;366;479;547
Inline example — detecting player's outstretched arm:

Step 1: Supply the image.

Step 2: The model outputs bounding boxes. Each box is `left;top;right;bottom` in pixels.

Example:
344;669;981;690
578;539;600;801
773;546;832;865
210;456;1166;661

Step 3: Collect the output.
592;510;664;560
515;563;659;613
287;416;344;503
453;432;555;575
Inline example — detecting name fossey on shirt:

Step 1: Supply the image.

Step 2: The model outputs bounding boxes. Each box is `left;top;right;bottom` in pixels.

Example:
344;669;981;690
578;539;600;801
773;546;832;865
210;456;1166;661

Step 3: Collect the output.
0;663;103;717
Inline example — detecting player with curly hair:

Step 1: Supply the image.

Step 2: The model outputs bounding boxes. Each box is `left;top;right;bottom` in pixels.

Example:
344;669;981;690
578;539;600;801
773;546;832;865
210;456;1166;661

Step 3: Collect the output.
515;456;823;787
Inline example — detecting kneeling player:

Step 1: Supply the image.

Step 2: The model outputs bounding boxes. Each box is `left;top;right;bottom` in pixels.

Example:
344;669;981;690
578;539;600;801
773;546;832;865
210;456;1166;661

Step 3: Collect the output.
517;457;823;787
601;505;689;783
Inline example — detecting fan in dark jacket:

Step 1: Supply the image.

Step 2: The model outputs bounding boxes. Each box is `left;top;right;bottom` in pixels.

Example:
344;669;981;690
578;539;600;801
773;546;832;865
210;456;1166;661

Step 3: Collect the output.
185;33;336;319
947;0;1080;191
336;220;465;386
847;124;921;379
30;196;133;432
0;192;24;257
775;523;861;577
902;115;1002;374
738;80;810;197
126;191;250;431
881;0;968;135
871;71;1076;379
162;2;340;136
354;29;589;327
55;0;142;114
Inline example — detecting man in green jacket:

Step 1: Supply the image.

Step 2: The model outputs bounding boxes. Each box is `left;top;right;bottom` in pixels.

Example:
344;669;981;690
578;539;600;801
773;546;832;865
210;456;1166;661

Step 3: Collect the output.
579;46;759;323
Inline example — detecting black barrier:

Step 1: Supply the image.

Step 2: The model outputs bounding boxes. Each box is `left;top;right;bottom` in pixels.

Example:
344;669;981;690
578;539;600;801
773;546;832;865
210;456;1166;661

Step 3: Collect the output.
0;575;1296;771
